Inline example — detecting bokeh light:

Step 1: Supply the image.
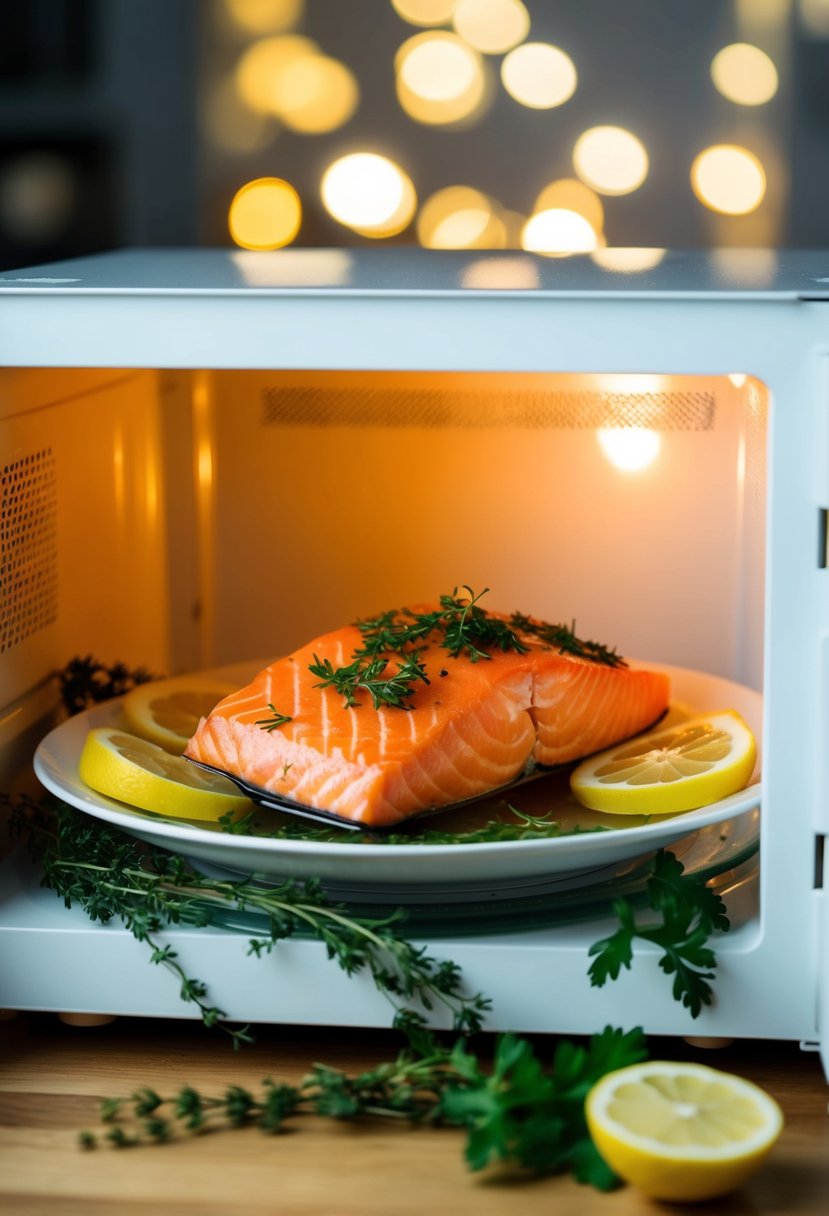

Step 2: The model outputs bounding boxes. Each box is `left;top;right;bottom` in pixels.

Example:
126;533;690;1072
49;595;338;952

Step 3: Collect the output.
591;247;666;273
224;0;304;35
235;35;319;114
228;176;302;248
417;185;506;248
0;152;76;244
453;0;530;55
321;153;416;236
269;54;358;132
460;256;540;289
391;0;457;26
521;208;599;256
395;31;487;125
501;43;577;108
532;178;604;235
202;74;275;153
710;43;778;106
691;145;766;214
573;126;649;195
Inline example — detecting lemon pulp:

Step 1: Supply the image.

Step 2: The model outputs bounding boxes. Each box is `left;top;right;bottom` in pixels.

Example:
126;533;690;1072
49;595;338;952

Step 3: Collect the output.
79;726;250;821
122;676;235;754
570;709;756;815
585;1060;783;1201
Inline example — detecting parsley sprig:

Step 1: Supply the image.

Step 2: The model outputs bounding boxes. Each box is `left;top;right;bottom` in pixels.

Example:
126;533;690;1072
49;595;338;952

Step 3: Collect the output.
587;848;731;1017
82;1019;647;1189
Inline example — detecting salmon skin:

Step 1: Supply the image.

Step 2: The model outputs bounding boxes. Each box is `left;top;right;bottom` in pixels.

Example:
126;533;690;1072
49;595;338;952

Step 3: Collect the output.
184;599;670;829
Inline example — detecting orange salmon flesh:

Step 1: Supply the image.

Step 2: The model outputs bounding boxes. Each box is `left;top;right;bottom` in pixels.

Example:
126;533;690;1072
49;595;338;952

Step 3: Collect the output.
184;611;670;828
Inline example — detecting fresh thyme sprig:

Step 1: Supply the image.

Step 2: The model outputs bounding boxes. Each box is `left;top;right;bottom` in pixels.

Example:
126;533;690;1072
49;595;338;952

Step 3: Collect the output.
255;703;293;732
309;651;430;710
354;586;529;665
7;794;490;1039
587;848;731;1017
81;1020;648;1190
509;613;627;669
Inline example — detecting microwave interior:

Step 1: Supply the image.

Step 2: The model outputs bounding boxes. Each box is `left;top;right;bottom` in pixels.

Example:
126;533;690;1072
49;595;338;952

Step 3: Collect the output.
0;366;767;705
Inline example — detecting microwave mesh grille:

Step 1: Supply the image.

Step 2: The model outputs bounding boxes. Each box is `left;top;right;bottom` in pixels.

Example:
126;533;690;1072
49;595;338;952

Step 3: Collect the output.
260;386;716;430
1;447;58;654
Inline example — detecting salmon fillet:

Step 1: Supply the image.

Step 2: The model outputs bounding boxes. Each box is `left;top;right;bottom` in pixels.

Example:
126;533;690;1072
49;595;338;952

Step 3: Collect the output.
184;598;670;828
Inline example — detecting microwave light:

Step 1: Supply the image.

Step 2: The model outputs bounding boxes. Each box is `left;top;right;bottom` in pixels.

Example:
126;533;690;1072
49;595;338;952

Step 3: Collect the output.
453;0;529;55
597;427;661;472
500;42;577;109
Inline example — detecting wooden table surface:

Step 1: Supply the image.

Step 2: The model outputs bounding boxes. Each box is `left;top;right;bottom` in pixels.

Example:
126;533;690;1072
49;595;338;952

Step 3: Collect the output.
1;1014;827;1216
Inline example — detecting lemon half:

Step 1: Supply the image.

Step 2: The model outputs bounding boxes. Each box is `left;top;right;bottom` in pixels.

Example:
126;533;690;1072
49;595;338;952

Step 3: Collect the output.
570;709;756;815
122;676;235;754
79;726;250;821
586;1060;783;1201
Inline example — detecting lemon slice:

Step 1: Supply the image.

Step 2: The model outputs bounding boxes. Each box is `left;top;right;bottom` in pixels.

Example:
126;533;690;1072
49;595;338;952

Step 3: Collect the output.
585;1060;784;1201
570;709;757;816
79;726;250;821
122;676;235;754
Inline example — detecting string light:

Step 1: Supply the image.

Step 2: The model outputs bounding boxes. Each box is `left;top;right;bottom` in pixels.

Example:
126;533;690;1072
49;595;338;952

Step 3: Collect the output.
691;145;766;215
224;0;304;35
711;43;778;105
453;0;530;55
532;178;604;235
321;153;416;236
391;0;457;26
228;177;302;249
501;42;577;108
395;31;487;125
573;126;649;195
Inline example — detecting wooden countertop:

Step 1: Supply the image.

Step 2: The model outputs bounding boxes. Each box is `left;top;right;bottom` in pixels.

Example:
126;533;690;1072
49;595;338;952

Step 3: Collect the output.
1;1015;827;1215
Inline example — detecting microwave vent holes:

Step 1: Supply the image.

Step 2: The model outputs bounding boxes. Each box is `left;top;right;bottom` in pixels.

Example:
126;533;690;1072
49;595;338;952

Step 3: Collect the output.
0;447;58;654
259;386;717;431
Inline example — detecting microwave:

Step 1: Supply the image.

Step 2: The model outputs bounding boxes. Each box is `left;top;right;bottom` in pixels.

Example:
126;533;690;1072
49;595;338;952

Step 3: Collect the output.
1;247;827;1072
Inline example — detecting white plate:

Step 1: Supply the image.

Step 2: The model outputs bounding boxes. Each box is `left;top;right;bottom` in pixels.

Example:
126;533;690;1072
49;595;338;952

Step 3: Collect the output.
33;662;762;891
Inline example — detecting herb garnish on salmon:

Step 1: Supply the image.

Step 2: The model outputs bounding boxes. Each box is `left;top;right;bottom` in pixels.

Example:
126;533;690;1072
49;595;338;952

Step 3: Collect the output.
184;587;670;828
